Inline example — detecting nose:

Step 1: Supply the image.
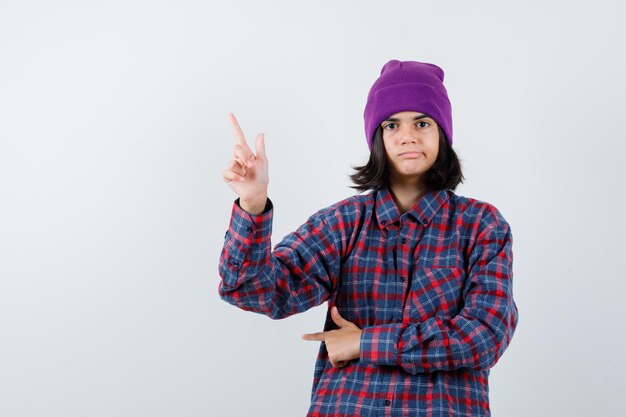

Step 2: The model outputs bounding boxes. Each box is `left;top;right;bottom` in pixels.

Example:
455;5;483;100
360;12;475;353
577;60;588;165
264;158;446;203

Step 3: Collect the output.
398;125;418;144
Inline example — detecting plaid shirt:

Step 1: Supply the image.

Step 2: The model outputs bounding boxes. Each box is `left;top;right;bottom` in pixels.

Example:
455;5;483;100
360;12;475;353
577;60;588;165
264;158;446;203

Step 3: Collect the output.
218;187;518;417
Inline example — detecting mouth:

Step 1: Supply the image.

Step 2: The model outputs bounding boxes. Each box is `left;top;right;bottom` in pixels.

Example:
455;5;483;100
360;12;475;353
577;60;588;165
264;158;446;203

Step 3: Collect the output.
399;152;423;158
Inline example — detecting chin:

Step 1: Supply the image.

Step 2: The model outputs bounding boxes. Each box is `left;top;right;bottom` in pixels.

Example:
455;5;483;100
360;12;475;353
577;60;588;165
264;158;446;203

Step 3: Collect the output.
401;168;427;175
396;172;425;180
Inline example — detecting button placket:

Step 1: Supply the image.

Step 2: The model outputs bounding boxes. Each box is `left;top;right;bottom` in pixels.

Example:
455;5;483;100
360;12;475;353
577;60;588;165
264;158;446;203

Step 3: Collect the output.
395;227;409;323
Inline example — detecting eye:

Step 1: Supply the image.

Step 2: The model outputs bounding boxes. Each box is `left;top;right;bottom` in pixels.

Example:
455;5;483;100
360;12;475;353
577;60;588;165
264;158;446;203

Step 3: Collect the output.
417;121;430;128
383;122;397;130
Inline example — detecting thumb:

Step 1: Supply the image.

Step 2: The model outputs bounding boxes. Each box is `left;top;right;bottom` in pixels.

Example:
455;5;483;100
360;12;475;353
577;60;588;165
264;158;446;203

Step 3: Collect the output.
255;133;266;160
331;306;351;328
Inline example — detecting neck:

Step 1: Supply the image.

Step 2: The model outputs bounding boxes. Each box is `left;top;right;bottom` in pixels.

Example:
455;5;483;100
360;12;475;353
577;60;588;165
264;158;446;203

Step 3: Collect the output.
388;175;428;214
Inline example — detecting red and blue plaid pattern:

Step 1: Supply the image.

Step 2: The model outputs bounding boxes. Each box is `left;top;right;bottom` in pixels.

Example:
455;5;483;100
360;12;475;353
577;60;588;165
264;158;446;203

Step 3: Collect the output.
218;187;518;416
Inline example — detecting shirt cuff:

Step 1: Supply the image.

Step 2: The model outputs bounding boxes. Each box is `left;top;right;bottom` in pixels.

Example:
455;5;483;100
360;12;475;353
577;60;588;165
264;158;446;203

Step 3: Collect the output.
220;197;274;288
359;323;402;366
226;197;273;244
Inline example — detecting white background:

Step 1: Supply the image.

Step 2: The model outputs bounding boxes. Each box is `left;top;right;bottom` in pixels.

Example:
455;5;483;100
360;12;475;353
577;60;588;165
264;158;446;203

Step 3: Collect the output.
1;1;625;416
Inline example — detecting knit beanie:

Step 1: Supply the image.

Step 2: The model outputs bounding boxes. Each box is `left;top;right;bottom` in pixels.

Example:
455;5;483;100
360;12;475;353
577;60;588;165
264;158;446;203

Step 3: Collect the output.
363;59;453;150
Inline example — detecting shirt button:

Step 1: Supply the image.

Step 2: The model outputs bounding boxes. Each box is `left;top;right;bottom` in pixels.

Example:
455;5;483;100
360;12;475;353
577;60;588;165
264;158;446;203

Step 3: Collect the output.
381;220;386;225
246;226;253;232
399;276;405;282
400;238;407;244
384;399;391;406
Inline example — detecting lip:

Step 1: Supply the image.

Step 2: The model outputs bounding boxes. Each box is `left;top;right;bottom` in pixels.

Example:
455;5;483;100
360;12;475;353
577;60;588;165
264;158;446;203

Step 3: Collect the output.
399;152;423;158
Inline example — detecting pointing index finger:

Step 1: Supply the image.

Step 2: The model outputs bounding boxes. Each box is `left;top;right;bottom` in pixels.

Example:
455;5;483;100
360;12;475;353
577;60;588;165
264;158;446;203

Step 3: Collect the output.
302;332;327;342
228;112;254;152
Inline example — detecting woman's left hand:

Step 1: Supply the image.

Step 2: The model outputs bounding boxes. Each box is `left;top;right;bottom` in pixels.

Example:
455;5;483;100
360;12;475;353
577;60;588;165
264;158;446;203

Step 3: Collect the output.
302;306;362;368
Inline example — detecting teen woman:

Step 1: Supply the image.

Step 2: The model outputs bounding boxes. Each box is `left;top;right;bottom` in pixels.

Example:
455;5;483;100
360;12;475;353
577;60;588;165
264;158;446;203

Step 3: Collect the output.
219;59;518;416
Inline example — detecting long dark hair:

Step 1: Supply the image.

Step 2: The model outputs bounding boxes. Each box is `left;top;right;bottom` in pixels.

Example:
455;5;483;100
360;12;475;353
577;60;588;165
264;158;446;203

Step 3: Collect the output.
349;125;464;192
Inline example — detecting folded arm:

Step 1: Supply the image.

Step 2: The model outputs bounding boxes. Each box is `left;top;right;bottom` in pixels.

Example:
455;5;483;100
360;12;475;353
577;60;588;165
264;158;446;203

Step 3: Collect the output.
359;207;519;373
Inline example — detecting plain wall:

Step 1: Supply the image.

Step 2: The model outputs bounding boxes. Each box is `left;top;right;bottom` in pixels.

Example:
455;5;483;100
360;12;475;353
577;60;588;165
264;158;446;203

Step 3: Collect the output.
1;1;625;416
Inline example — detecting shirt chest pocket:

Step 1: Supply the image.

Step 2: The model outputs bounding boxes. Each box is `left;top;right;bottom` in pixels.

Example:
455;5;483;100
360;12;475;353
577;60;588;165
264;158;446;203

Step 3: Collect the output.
408;267;466;320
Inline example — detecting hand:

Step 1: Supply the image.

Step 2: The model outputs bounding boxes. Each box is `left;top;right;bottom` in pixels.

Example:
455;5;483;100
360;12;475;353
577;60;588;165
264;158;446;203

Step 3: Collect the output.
222;112;269;213
302;306;362;368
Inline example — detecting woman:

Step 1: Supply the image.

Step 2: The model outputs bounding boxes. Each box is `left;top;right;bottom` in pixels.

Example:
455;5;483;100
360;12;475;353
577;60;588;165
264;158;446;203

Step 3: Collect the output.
219;59;518;416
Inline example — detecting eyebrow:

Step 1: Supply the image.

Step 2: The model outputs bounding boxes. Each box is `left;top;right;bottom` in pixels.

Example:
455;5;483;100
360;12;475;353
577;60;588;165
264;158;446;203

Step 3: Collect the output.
383;115;431;122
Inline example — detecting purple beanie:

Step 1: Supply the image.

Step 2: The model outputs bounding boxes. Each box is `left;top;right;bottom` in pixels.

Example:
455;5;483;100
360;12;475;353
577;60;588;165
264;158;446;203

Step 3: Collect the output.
363;60;453;150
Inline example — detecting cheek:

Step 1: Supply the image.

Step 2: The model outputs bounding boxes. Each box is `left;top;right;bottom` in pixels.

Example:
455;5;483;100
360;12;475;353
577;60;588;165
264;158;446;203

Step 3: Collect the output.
427;135;440;156
432;144;440;158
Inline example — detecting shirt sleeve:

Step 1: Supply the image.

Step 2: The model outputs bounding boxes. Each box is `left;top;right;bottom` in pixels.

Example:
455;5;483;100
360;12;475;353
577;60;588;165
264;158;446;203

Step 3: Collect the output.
218;197;341;320
359;206;519;373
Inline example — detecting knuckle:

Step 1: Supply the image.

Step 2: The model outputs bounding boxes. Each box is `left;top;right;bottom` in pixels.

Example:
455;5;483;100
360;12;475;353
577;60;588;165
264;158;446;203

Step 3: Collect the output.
232;160;245;171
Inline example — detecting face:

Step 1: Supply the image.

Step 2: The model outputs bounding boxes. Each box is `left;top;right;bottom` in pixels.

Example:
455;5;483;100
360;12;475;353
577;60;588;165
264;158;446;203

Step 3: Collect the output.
380;111;440;183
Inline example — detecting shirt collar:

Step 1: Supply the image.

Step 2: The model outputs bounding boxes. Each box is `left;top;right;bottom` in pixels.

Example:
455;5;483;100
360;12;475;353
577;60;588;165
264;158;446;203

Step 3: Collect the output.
375;186;450;228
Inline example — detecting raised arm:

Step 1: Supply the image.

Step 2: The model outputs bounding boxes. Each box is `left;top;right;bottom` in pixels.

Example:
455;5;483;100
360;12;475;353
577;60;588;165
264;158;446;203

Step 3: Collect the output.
218;113;341;319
